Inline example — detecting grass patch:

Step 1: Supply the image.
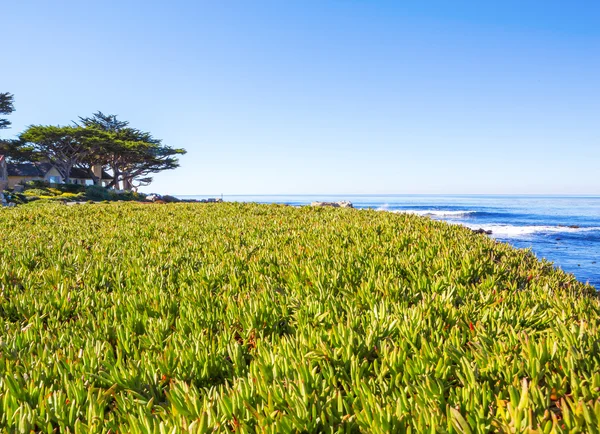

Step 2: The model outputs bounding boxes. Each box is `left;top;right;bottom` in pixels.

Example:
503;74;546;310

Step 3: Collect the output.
0;203;598;432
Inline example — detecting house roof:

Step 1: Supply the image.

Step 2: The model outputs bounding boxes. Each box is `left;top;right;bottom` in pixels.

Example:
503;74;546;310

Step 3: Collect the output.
7;163;52;177
70;167;113;180
7;163;113;180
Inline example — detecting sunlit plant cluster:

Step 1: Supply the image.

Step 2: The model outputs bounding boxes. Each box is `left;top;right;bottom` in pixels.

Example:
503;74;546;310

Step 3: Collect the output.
0;203;598;433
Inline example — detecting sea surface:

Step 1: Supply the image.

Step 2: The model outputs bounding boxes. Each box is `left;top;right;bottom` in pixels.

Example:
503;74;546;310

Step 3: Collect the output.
179;195;600;289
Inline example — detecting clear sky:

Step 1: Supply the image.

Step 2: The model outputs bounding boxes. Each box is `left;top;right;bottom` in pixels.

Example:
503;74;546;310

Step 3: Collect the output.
2;1;599;195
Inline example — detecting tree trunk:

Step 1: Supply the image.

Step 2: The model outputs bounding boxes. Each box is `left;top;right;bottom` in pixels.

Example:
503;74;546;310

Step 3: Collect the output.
121;177;132;191
58;163;73;184
85;167;100;186
107;164;121;189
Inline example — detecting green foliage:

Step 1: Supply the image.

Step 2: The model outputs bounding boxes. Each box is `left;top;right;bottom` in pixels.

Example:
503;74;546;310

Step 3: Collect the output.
25;180;50;189
1;191;27;205
0;139;35;164
21;185;85;202
83;186;146;202
0;203;598;432
77;112;186;189
55;183;86;194
0;92;15;129
19;125;94;182
55;192;85;201
111;190;147;202
84;185;111;201
22;188;52;197
8;112;185;190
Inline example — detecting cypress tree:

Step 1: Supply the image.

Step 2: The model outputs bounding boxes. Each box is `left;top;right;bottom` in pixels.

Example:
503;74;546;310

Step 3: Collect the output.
0;92;15;129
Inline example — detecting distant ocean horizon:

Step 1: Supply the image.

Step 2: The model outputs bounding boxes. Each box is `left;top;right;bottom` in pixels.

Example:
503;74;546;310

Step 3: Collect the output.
178;194;600;289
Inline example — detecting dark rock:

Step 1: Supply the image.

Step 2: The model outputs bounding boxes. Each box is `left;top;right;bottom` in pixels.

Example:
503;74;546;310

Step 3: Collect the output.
162;195;181;203
472;228;492;235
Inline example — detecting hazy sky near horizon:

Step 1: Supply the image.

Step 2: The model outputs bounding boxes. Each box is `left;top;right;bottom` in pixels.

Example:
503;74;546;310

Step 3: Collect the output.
2;1;600;195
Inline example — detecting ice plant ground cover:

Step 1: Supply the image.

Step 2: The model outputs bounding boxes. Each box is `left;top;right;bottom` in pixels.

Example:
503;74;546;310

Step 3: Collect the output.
0;203;599;433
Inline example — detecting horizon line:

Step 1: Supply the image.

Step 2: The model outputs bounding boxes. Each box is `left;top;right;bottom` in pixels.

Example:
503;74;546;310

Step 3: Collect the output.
172;193;600;197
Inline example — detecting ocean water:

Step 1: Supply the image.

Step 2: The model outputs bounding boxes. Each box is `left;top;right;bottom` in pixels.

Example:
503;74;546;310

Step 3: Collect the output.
179;195;600;289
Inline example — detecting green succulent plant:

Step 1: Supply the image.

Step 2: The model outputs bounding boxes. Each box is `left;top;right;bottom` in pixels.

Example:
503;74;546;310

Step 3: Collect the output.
0;202;597;433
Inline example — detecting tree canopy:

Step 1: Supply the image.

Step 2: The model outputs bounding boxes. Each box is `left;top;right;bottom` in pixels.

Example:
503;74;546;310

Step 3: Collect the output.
77;112;186;189
0;93;15;130
0;138;36;163
19;126;95;183
15;112;186;189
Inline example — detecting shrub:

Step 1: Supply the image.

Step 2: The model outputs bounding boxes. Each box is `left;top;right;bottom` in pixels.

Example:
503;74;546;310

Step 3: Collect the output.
122;191;147;201
25;180;50;189
23;188;52;197
59;192;84;199
56;183;86;194
104;190;146;202
85;185;111;201
2;191;27;205
25;195;56;202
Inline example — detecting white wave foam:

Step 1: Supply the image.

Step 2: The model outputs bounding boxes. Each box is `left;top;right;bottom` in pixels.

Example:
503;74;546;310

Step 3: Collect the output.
380;209;477;217
376;208;600;236
457;223;600;236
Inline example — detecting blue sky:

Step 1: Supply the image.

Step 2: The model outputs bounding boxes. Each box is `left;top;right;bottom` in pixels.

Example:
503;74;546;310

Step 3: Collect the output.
2;1;599;195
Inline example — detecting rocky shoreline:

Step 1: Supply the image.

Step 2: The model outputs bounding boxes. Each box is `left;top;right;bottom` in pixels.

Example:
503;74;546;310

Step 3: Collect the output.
310;201;353;208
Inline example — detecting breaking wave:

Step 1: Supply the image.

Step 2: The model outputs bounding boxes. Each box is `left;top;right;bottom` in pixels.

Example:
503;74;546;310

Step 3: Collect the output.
379;208;478;217
458;223;600;236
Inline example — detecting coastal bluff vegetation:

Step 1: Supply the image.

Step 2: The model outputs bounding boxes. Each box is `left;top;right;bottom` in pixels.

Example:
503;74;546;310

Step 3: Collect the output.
0;202;598;432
